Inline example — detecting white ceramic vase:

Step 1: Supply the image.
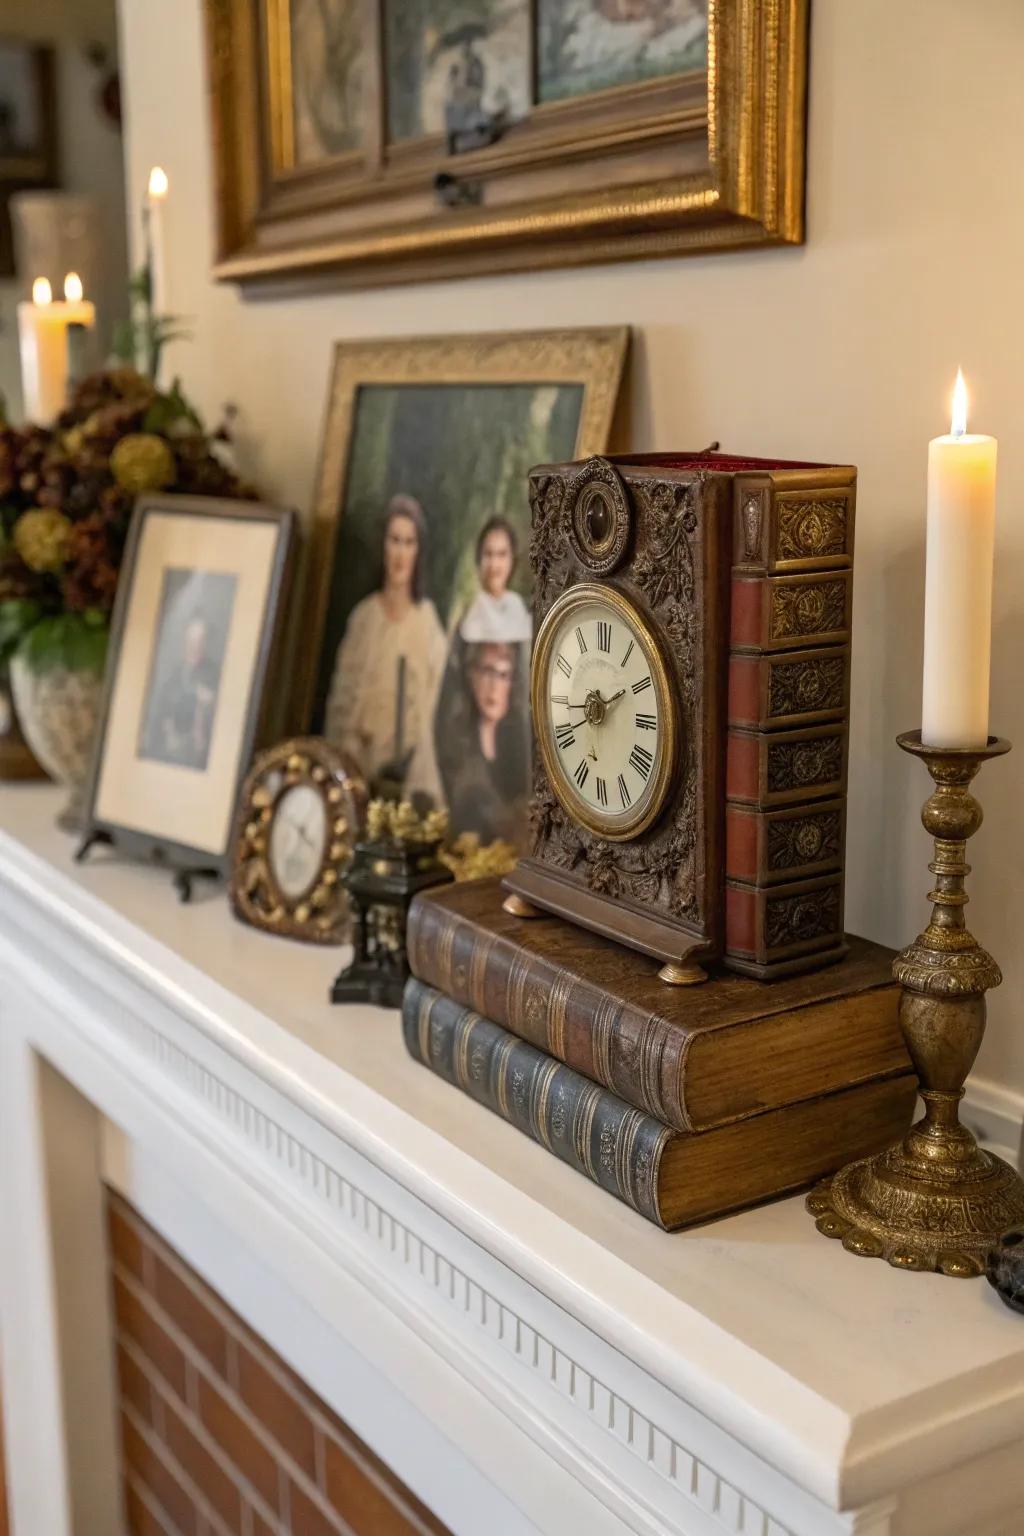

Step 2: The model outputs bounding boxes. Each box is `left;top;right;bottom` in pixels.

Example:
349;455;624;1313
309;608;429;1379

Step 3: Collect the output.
10;654;104;828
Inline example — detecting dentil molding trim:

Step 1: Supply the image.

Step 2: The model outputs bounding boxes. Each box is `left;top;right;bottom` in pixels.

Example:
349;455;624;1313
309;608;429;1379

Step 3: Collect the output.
0;878;873;1536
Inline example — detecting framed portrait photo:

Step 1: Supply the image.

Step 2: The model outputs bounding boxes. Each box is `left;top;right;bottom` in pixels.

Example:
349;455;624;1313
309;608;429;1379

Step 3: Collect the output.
84;495;296;876
301;326;627;851
204;0;807;292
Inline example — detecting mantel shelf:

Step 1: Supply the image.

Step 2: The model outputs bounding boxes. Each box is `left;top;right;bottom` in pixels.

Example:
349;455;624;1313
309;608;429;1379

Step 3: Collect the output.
0;782;1020;1536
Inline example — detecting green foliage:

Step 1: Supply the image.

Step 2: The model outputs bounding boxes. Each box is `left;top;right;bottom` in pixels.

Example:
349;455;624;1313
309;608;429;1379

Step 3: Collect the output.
16;609;109;676
143;377;203;437
0;598;44;667
112;261;192;381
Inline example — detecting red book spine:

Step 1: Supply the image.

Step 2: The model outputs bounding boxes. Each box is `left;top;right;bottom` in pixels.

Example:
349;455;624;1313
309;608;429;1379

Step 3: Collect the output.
724;473;855;977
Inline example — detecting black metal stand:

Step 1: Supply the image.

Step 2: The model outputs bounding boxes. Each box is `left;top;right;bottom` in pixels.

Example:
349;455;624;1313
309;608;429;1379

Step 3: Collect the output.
74;830;217;904
74;829;113;863
330;836;452;1008
331;954;409;1011
171;866;220;904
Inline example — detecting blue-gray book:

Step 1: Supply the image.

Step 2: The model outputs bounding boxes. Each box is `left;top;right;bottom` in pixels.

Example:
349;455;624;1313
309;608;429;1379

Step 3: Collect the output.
402;977;916;1230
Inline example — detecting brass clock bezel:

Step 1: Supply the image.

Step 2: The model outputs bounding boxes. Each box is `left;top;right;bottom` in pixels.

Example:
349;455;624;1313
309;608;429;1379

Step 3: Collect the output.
532;582;679;842
229;737;367;944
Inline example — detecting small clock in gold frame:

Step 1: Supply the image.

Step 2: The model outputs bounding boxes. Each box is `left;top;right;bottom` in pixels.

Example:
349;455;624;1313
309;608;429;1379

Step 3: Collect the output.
229;738;367;944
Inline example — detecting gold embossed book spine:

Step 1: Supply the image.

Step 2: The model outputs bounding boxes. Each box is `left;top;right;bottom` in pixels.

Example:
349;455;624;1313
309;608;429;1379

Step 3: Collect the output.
403;975;917;1230
725;469;856;976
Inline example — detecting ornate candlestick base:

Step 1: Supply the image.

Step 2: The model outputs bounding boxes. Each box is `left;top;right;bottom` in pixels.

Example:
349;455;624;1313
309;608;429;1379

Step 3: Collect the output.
808;731;1024;1277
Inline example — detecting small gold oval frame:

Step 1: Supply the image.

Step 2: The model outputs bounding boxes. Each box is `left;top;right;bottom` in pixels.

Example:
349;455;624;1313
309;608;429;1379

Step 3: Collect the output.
531;582;680;842
229;736;367;944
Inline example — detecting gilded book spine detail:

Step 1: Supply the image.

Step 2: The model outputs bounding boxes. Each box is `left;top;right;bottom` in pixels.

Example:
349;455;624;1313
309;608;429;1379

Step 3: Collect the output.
406;901;691;1131
725;473;854;973
403;979;672;1225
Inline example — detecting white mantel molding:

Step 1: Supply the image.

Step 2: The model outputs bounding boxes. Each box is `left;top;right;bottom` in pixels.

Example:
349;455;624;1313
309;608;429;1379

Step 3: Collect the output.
0;788;1022;1536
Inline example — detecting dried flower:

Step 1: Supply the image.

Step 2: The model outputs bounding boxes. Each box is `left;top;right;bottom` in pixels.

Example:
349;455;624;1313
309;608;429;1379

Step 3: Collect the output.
13;508;74;573
0;368;255;671
110;432;176;494
439;832;517;882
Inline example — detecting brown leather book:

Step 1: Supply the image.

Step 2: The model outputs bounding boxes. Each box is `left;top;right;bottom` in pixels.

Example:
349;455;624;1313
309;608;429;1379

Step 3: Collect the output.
404;978;917;1231
406;878;909;1135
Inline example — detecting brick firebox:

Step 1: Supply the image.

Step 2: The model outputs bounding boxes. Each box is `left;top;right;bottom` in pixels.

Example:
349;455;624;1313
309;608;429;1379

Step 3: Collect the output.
108;1192;450;1536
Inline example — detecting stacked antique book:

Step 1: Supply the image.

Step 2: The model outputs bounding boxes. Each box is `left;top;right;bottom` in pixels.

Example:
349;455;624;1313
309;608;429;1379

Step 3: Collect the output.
403;879;916;1229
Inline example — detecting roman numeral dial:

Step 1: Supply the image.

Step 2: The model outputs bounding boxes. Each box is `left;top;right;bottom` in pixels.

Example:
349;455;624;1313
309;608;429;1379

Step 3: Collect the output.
536;589;674;840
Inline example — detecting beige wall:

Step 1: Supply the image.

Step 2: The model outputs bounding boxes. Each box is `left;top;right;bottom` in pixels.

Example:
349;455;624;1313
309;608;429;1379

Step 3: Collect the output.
116;0;1024;1098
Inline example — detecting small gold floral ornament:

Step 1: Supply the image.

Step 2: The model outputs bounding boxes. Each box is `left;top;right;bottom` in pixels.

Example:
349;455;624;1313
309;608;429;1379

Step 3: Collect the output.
110;432;176;494
439;832;517;882
365;799;392;841
365;798;449;847
12;508;74;573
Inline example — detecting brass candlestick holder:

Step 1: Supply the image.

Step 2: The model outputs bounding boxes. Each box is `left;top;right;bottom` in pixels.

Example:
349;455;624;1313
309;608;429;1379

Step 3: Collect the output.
808;730;1024;1277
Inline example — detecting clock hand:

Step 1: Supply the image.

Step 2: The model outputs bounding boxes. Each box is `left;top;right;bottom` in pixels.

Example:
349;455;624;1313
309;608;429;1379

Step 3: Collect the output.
602;689;626;706
283;815;315;851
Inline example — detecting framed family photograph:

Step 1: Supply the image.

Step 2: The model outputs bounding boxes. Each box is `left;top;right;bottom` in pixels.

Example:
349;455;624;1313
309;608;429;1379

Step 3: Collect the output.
205;0;807;291
84;495;296;877
302;326;627;850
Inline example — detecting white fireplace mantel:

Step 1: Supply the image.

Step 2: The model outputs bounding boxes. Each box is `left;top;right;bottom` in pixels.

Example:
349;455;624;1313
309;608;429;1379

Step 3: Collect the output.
1;784;1022;1536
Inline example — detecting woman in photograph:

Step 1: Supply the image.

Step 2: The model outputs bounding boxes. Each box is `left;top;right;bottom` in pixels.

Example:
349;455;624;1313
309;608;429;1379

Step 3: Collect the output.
456;515;532;645
433;513;533;841
325;494;446;805
435;639;531;845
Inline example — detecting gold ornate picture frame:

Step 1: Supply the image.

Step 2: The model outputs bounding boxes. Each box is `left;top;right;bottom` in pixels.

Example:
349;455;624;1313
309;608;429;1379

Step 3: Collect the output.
296;326;627;847
204;0;807;291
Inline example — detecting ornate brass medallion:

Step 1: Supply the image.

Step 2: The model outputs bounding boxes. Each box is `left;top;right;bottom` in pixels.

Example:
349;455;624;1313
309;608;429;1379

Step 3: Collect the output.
229;737;367;945
566;458;632;574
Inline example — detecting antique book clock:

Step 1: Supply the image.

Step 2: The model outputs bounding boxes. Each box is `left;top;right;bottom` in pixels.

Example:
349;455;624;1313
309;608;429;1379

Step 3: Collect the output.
503;453;856;983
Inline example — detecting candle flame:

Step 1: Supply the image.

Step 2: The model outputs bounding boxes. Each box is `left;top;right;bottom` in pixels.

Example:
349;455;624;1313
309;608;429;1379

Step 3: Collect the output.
147;165;169;200
63;271;83;302
951;367;968;438
32;276;52;306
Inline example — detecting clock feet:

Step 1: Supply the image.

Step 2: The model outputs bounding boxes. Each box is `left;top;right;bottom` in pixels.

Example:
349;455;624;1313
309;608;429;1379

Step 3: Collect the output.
502;893;544;919
658;960;708;987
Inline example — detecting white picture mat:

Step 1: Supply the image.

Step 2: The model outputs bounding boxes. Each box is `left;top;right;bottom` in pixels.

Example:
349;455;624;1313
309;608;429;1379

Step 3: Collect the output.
94;511;279;855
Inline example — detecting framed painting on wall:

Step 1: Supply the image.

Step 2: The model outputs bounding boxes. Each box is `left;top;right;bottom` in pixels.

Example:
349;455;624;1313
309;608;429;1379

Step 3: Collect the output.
204;1;807;291
299;326;627;849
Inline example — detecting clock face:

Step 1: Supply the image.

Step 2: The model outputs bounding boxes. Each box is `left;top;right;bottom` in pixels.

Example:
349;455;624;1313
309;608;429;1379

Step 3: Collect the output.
534;586;676;840
269;782;328;899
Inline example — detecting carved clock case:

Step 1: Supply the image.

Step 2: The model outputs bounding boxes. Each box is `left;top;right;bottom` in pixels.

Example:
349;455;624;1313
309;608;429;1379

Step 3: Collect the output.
503;452;856;981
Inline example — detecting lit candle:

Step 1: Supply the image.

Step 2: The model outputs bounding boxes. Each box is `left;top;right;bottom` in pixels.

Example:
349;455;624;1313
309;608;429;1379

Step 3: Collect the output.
145;165;169;318
16;273;97;425
921;369;998;748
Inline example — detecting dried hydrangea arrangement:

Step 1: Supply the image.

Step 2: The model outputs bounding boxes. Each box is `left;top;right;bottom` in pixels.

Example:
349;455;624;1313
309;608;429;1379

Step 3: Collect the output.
0;367;252;677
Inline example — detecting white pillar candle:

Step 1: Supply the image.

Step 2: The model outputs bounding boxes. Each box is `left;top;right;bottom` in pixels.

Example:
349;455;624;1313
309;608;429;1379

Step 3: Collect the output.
921;370;998;749
17;274;97;426
145;166;169;318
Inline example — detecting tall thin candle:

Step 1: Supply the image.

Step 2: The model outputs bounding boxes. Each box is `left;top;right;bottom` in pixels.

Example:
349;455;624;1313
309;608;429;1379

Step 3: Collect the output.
921;370;998;749
145;166;169;318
